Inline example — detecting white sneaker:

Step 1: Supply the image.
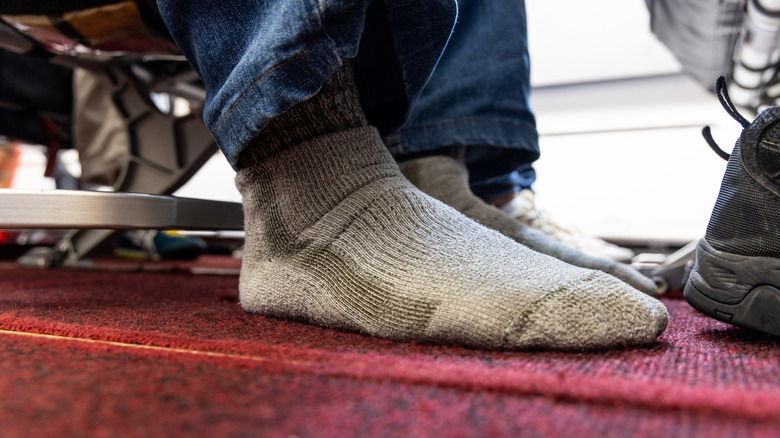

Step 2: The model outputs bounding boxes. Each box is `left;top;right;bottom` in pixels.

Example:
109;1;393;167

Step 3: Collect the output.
499;189;635;262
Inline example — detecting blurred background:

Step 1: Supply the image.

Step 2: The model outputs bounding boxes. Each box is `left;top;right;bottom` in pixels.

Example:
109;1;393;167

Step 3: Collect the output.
4;0;745;252
176;0;741;249
525;0;742;248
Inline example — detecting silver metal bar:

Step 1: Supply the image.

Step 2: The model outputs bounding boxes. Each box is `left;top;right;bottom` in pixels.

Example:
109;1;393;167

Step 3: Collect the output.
0;189;243;230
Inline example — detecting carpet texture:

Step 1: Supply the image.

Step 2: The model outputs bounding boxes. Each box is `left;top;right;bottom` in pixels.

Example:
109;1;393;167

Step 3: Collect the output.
1;261;779;437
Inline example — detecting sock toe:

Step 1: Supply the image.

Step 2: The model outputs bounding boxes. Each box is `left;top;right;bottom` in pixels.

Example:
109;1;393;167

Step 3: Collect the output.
505;271;669;350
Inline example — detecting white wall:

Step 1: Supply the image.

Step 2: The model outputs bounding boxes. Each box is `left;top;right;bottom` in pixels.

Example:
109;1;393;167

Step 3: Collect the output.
177;0;744;245
526;0;741;244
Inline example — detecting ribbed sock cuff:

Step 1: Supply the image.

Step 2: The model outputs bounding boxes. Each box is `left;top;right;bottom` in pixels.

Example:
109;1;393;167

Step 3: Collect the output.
238;62;368;168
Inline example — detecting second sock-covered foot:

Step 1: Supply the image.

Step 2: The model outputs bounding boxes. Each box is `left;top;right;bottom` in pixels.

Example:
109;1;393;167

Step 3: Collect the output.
237;128;667;350
398;155;658;295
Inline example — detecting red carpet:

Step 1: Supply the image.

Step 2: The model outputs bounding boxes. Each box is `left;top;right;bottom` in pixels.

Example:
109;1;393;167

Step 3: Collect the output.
1;260;780;437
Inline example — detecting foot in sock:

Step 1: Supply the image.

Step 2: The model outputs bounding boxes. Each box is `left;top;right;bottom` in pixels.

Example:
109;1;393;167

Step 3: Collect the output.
497;189;636;263
398;155;659;296
235;64;667;350
237;128;667;349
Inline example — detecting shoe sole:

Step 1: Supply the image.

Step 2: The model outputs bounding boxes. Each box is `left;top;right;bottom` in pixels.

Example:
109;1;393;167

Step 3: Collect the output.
684;238;780;337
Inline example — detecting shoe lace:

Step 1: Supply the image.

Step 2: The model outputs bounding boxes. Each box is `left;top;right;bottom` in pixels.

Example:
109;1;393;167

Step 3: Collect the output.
701;76;752;161
508;191;586;243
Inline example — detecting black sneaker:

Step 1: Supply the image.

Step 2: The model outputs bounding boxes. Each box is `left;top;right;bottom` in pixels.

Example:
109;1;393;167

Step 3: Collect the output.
684;77;780;337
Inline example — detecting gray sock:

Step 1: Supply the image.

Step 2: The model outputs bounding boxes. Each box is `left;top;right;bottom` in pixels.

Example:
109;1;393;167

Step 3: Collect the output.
235;65;667;350
398;155;659;296
238;61;367;166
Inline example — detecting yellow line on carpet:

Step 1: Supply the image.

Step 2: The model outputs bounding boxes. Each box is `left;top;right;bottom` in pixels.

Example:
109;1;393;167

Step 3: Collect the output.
0;328;315;366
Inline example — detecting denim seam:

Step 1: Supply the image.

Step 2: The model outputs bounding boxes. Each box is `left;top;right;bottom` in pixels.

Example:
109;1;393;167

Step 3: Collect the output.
399;117;537;134
215;47;311;135
385;117;538;155
313;0;325;29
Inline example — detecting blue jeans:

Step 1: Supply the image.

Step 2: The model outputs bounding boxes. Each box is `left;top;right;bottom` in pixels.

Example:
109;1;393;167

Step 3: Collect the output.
156;0;538;199
384;0;540;201
156;0;457;169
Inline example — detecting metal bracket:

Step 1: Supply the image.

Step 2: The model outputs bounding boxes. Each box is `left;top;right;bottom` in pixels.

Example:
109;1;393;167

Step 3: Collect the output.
1;189;242;267
632;240;697;294
9;62;222;267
